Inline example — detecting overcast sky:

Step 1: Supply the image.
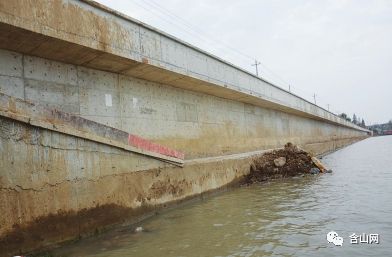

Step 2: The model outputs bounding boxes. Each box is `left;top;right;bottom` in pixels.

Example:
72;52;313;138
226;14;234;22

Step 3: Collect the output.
97;0;391;124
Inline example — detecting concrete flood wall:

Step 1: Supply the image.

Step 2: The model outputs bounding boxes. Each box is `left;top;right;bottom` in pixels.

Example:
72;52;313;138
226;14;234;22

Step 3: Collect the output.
0;111;253;256
0;109;365;256
0;49;367;255
0;49;367;159
0;0;370;255
0;0;367;131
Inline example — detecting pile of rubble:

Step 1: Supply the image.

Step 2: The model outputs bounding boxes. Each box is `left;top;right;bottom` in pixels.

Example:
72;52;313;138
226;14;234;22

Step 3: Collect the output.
244;142;331;184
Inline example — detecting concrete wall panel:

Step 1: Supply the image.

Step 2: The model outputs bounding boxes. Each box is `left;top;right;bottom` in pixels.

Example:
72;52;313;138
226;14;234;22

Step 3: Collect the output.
0;49;23;77
24;55;77;86
24;79;79;114
109;18;141;59
207;58;226;84
139;27;162;62
160;37;187;72
0;49;368;159
0;75;24;98
186;48;209;78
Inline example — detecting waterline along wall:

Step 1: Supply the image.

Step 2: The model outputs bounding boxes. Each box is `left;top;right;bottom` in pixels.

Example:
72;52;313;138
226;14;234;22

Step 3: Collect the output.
0;0;369;255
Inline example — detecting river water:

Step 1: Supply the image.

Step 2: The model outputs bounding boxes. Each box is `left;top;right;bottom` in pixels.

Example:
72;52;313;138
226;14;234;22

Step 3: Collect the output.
52;136;392;257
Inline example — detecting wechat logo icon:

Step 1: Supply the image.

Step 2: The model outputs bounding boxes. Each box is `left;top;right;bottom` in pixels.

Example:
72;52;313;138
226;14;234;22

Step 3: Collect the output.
327;231;344;246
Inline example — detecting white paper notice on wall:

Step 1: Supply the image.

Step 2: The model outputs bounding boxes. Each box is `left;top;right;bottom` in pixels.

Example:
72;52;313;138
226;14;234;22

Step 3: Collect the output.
132;97;138;108
105;94;112;107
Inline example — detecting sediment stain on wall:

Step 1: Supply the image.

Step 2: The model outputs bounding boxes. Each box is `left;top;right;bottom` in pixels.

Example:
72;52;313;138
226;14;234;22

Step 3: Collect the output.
0;114;364;256
0;116;257;256
0;1;370;255
0;47;368;255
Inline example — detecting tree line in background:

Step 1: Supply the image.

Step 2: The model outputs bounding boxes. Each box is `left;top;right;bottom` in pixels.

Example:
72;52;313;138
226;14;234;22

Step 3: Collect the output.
367;120;392;136
338;113;392;136
338;113;367;128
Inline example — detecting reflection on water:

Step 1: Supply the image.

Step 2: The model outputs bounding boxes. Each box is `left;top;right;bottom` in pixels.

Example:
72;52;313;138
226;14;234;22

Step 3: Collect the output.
53;136;392;256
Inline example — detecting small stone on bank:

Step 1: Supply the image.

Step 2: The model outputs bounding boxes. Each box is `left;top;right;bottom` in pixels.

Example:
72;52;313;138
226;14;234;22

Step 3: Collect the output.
135;226;143;232
273;157;286;167
309;167;320;175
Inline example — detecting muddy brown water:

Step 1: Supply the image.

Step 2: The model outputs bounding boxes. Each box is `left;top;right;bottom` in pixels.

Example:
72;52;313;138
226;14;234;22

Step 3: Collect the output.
49;136;392;257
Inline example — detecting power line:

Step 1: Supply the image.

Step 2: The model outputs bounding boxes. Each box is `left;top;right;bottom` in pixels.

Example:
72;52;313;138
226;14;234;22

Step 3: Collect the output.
144;0;256;61
128;0;342;115
130;0;220;51
133;0;264;78
146;0;296;89
138;0;295;89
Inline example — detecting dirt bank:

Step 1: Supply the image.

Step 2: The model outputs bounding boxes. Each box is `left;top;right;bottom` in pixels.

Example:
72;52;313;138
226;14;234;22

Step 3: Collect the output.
244;143;320;184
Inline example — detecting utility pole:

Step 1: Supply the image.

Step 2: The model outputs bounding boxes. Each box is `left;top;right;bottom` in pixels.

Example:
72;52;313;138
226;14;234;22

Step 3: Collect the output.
327;104;330;111
313;93;317;105
252;60;261;76
289;85;291;92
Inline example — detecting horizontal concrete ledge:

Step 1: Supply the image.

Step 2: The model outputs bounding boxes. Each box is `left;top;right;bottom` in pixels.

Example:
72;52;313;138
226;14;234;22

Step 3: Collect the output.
0;92;185;165
186;135;366;165
0;0;369;134
186;149;276;165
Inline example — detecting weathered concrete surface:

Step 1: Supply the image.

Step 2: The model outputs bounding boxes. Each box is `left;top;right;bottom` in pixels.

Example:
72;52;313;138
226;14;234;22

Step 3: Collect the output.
0;90;367;256
0;115;255;256
0;0;370;255
0;93;185;164
0;113;365;256
0;49;368;159
0;0;369;132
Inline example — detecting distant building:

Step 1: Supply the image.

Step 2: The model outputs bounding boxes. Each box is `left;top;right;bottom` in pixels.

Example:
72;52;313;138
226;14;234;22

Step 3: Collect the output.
384;130;392;135
368;122;392;136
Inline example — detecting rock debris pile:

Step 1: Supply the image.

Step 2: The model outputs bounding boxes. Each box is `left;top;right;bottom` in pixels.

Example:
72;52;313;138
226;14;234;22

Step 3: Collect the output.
244;142;331;184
